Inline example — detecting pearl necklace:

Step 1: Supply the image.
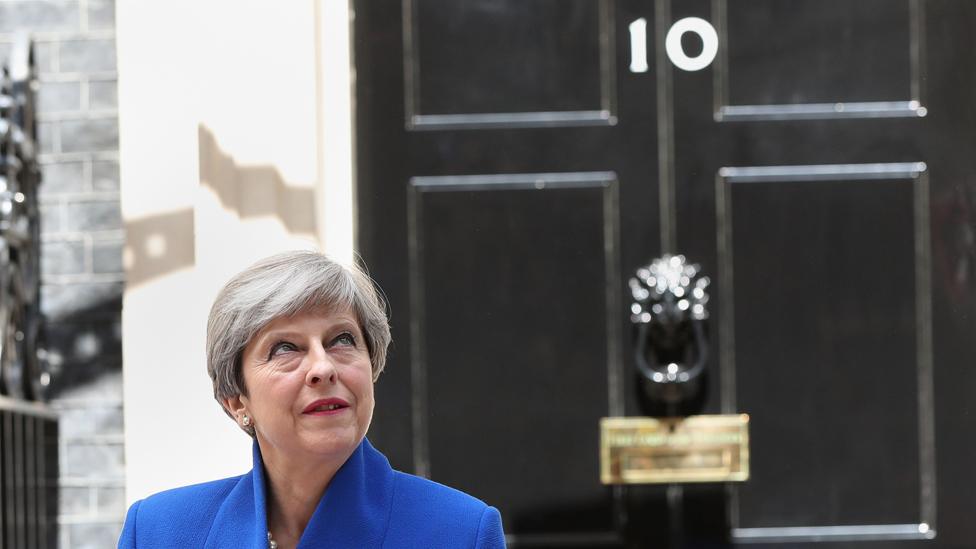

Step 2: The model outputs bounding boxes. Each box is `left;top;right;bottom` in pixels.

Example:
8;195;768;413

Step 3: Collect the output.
267;531;278;549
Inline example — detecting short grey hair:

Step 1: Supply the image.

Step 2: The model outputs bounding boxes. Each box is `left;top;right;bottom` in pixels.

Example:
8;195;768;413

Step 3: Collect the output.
207;250;391;411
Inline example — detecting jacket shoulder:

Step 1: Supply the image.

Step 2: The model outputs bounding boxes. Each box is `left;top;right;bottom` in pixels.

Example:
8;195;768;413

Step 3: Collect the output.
392;471;489;514
386;471;505;548
119;476;243;547
142;475;242;508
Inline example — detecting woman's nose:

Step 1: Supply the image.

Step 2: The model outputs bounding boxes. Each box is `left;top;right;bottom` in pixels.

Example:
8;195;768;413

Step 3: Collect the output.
306;345;338;386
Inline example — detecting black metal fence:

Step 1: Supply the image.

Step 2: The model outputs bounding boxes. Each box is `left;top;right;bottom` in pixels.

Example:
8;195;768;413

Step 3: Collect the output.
0;398;57;549
0;34;56;549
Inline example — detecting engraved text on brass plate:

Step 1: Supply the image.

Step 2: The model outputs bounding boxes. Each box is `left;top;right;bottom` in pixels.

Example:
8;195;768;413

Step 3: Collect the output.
600;415;750;484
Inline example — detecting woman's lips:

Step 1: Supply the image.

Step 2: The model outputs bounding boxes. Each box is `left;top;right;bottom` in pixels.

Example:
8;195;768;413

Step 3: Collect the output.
302;398;350;415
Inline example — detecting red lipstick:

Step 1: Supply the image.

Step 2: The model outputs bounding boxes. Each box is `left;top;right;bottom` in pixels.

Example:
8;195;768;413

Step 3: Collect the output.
302;398;350;415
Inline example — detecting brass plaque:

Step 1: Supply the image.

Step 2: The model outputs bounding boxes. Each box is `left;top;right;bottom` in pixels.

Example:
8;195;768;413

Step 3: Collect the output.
600;415;750;484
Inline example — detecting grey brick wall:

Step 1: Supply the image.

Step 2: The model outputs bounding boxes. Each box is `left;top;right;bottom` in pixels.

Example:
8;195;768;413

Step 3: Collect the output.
1;1;124;547
53;374;125;549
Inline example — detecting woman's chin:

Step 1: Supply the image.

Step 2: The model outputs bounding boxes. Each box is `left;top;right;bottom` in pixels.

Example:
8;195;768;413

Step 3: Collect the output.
299;428;363;458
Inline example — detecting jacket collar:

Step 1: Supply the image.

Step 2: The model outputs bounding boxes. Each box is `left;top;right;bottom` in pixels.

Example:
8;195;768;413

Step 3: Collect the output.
204;437;395;549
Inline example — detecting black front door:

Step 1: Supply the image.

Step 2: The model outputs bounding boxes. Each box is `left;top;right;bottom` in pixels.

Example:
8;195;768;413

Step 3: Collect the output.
354;1;976;546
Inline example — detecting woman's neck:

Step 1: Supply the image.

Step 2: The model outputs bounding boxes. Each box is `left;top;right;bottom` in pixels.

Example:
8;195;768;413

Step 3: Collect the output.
259;442;352;548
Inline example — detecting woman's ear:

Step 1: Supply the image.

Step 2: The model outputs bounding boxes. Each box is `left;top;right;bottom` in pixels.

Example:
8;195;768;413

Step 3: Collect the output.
223;395;247;419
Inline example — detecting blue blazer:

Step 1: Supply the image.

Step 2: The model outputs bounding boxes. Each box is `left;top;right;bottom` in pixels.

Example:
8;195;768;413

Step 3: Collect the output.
118;438;505;548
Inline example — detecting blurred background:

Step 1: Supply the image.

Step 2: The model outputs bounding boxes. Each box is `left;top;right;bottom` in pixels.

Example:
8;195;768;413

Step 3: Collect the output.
2;0;976;547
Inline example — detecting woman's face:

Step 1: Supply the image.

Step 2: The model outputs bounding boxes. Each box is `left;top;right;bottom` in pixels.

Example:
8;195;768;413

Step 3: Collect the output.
233;306;374;464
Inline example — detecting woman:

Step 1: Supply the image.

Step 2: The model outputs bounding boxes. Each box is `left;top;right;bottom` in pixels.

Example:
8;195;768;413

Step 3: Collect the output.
119;251;505;548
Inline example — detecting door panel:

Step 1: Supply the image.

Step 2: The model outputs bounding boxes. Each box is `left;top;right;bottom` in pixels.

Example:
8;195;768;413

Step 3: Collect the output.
405;0;616;128
723;0;915;109
723;170;928;534
410;174;622;539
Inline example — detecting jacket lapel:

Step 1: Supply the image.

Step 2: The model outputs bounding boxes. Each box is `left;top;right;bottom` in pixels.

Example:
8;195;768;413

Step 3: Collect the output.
297;438;395;549
204;441;271;549
204;438;395;549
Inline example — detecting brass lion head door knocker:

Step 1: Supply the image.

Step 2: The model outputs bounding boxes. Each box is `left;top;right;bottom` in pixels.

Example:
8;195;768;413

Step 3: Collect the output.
628;254;710;416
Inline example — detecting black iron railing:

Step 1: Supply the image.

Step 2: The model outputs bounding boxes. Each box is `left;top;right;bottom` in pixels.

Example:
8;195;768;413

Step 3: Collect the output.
0;34;56;549
0;397;57;549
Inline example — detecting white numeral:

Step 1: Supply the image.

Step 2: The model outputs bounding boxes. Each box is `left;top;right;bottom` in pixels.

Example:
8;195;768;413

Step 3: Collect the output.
629;18;649;73
665;17;718;72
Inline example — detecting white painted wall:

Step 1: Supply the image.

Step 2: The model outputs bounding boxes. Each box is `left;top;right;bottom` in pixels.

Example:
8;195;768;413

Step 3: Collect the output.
117;0;355;503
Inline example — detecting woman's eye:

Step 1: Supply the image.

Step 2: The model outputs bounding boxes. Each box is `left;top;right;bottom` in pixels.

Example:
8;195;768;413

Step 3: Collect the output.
268;341;297;358
332;332;357;347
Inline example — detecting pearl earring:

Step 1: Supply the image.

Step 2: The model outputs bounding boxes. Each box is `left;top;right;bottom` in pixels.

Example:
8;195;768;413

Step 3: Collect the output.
242;414;251;427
